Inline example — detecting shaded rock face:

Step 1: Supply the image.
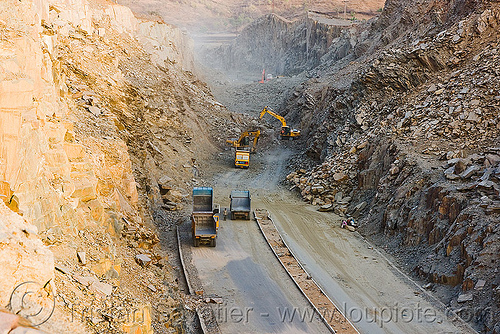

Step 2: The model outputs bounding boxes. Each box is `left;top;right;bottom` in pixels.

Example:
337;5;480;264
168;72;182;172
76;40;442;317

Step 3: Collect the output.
283;0;499;161
118;0;385;33
373;0;486;48
203;13;356;77
282;0;500;331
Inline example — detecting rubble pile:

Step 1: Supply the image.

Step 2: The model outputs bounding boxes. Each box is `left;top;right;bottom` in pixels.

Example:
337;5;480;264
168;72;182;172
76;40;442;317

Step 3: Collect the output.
286;140;366;213
0;202;54;306
51;223;179;334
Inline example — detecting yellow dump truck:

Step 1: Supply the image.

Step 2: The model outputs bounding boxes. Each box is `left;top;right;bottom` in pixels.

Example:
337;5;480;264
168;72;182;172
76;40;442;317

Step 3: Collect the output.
191;187;219;247
234;149;250;168
226;130;260;168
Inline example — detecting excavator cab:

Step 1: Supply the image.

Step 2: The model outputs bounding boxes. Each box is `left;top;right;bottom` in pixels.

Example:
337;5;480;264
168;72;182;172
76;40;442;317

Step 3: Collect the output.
226;130;260;168
260;106;301;139
281;126;291;137
241;136;250;147
226;130;260;152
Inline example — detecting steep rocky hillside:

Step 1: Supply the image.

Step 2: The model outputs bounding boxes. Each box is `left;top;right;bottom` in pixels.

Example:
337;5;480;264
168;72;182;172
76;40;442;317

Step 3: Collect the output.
279;0;500;332
2;0;499;333
0;0;246;332
200;0;500;332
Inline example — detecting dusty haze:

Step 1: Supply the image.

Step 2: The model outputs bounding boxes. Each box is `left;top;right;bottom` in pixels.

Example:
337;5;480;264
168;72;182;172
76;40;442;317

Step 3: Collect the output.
117;0;386;33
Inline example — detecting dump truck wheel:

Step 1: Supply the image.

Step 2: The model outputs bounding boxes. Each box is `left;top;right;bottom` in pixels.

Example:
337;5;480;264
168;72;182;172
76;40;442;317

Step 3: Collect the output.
193;238;200;247
211;238;216;247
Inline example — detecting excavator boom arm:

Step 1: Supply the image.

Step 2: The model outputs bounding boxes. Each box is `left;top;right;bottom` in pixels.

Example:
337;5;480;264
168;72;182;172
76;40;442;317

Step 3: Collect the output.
259;106;287;127
227;130;261;151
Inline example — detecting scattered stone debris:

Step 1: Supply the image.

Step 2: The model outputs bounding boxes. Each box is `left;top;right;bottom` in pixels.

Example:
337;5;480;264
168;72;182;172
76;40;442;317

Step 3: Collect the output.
135;254;152;267
474;279;486;291
282;4;500;332
457;293;474;303
77;251;86;265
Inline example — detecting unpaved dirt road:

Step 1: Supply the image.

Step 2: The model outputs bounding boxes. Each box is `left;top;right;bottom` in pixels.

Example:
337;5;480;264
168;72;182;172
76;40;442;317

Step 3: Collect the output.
184;147;330;333
257;198;472;334
190;217;330;334
182;146;471;334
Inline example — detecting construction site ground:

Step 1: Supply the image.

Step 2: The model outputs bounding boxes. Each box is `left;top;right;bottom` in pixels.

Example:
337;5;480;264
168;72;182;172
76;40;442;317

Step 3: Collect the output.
180;141;473;333
254;208;357;334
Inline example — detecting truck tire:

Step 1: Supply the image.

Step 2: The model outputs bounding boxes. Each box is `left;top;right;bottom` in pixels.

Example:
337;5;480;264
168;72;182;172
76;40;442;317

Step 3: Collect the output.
231;212;235;220
210;238;216;247
193;238;200;247
246;213;250;220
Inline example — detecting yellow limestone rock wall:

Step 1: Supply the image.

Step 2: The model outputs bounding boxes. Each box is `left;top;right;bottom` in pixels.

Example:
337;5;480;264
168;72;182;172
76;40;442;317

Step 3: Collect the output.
48;0;194;70
0;0;65;231
136;21;195;70
0;0;188;234
0;0;107;234
0;0;189;332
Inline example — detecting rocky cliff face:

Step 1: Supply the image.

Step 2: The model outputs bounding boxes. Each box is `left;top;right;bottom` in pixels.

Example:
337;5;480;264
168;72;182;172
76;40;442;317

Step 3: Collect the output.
284;1;500;332
0;201;54;306
118;0;384;33
0;0;221;332
0;0;195;234
201;13;360;77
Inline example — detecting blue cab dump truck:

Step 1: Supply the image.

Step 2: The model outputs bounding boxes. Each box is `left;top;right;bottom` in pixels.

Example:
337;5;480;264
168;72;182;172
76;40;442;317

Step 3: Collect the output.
230;190;251;220
191;187;219;247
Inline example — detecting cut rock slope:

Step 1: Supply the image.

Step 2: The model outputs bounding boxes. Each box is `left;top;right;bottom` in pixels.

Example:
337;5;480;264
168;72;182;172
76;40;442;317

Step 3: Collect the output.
0;0;243;332
282;1;500;332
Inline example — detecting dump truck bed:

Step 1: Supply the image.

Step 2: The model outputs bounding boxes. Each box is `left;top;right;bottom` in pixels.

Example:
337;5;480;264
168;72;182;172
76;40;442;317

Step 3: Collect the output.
192;212;218;247
230;197;251;212
193;187;213;212
192;213;217;236
192;187;218;247
230;190;251;220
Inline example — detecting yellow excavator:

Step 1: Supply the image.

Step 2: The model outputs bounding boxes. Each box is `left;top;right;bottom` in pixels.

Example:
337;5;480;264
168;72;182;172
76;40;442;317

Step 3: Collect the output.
259;106;301;139
226;130;261;168
226;130;261;152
